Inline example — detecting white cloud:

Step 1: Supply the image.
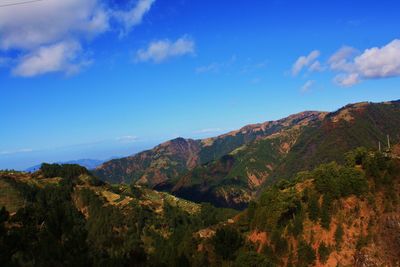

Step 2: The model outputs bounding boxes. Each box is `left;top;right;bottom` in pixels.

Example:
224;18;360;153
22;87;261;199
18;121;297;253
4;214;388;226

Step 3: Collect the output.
0;148;33;155
330;39;400;86
328;46;359;72
0;0;109;50
136;36;195;63
113;0;156;34
291;50;320;76
195;55;237;74
334;73;360;87
12;41;87;77
308;61;324;72
116;135;138;142
0;0;156;77
196;63;221;73
194;128;223;134
300;80;315;93
355;39;400;78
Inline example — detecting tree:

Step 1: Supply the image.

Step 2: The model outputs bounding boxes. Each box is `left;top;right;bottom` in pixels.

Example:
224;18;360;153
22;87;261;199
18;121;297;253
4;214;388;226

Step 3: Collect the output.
320;194;332;229
297;241;316;267
318;242;330;264
234;251;273;267
335;224;344;249
247;201;257;223
271;229;288;256
291;212;304;237
345;147;368;167
212;226;243;260
308;191;320;222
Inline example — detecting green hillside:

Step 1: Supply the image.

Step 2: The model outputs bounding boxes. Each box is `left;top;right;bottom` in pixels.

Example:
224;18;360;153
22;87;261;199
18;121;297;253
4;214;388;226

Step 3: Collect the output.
271;100;400;181
166;101;400;208
3;146;399;266
191;147;400;266
0;164;237;267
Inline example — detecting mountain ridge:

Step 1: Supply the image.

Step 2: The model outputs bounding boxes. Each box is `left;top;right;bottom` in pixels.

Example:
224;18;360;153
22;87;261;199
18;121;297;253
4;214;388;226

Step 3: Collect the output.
94;110;325;185
95;100;400;208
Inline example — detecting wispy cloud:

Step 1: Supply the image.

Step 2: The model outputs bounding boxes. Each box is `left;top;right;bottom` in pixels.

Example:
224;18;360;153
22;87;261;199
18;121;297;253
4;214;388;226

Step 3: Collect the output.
195;62;221;74
196;56;266;75
195;57;236;74
113;0;156;35
194;128;223;134
300;80;315;93
291;50;320;76
136;36;195;63
0;148;33;155
116;135;139;143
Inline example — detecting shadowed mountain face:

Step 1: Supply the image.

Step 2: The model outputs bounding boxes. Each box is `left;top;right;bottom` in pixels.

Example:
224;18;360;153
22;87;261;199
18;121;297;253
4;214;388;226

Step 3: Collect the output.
95;100;400;208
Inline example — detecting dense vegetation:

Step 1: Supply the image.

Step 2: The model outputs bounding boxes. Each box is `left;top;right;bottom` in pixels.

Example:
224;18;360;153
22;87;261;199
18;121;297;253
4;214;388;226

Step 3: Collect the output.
235;148;399;266
1;145;400;266
0;164;237;267
272;101;400;180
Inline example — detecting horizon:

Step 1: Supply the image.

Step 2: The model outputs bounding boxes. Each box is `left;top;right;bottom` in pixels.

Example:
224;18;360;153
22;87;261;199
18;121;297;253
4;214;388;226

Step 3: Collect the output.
1;0;400;169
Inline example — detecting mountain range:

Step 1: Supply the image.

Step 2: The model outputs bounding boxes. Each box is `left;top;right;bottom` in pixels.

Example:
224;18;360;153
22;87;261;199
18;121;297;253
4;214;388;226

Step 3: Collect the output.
1;131;399;266
1;99;400;266
94;100;400;209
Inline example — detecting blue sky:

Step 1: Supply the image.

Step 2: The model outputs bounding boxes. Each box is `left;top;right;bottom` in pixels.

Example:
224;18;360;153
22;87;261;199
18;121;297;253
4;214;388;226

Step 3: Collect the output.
1;0;400;169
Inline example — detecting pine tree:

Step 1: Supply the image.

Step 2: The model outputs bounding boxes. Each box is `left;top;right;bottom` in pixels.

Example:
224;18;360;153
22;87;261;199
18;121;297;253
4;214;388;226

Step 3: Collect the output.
308;191;320;222
320;194;332;229
335;224;344;250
